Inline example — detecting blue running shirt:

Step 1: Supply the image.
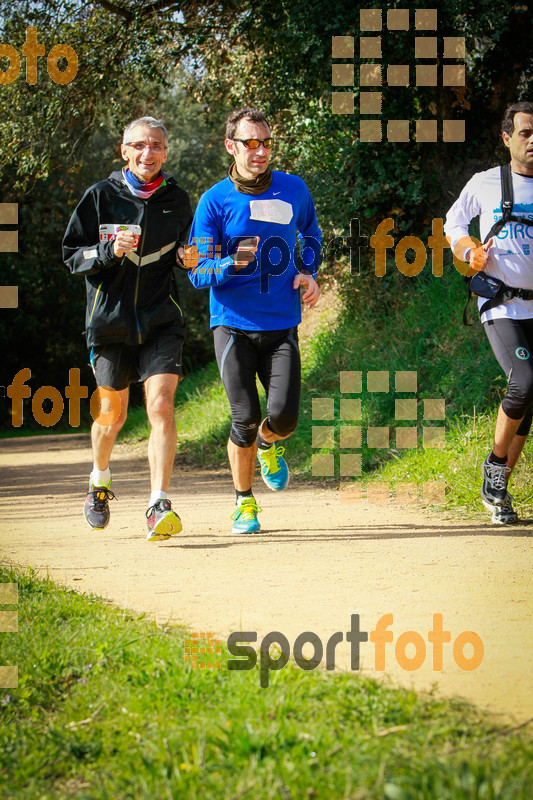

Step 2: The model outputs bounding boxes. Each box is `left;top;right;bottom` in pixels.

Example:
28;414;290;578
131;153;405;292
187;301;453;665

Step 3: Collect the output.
188;171;321;330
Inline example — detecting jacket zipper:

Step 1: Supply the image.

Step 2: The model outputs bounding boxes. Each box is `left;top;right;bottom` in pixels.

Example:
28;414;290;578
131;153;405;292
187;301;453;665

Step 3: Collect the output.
133;201;148;344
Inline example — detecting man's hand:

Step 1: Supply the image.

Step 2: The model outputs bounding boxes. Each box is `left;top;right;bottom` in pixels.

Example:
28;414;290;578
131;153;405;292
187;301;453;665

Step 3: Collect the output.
176;245;194;270
468;238;493;273
294;273;319;308
113;230;138;258
233;236;259;272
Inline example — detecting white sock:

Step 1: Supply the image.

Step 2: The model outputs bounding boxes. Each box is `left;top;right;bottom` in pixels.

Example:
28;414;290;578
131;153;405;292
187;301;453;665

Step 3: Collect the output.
90;466;111;488
149;490;167;508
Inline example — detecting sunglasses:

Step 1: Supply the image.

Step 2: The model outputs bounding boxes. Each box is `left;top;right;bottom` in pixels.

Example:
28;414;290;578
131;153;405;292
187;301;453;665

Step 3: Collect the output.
125;142;166;154
232;138;273;149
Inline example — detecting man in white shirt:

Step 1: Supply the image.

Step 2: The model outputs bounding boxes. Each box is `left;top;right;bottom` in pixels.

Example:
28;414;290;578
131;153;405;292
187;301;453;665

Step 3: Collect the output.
445;101;533;524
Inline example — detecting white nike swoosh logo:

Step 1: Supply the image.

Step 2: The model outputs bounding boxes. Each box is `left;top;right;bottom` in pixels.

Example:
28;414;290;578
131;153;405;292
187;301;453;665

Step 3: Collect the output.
163;209;172;213
273;192;281;196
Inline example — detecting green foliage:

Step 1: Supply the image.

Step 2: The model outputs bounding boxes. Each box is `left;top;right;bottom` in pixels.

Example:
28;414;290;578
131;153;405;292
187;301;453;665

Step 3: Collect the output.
0;0;184;189
184;0;532;234
2;565;533;798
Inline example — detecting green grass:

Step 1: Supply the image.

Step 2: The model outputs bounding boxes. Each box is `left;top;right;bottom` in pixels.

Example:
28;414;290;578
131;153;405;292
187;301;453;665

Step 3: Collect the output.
1;565;532;799
118;264;533;516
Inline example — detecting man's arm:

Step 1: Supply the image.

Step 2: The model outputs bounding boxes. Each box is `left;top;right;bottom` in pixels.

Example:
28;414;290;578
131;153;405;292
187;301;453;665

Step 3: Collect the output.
174;192;194;268
293;180;321;306
186;192;253;288
444;174;486;274
62;189;125;277
295;180;322;279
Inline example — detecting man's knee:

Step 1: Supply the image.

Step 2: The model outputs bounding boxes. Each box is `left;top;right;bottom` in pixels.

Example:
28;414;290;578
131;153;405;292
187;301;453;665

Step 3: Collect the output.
267;408;299;439
91;387;126;429
229;416;261;447
146;391;175;424
503;376;533;420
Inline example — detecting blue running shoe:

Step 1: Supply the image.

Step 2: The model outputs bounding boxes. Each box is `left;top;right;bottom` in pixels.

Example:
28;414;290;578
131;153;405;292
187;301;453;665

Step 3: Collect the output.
257;444;290;491
231;498;262;534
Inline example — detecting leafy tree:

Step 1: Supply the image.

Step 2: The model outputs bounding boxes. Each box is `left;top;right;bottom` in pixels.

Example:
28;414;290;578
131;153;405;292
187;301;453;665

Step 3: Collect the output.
182;0;533;232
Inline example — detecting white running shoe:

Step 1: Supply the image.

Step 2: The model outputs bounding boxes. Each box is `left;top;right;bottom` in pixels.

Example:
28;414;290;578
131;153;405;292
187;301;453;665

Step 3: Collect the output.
481;491;519;524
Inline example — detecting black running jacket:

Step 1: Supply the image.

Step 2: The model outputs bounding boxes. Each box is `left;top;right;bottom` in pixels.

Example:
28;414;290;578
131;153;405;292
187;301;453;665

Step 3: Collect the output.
63;170;193;347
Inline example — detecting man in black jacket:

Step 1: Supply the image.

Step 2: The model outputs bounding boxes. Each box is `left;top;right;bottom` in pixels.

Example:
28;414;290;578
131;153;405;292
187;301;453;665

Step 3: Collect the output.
63;116;193;541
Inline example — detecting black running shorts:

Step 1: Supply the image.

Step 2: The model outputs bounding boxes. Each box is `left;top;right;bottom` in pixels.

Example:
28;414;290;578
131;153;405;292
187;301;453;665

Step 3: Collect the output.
89;324;186;391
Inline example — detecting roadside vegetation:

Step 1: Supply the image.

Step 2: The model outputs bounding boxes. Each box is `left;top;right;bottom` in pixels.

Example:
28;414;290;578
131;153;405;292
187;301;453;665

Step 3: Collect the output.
1;566;532;800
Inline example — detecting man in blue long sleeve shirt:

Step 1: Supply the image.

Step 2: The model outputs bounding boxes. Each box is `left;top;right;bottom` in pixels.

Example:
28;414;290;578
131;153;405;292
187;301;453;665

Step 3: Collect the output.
188;107;321;533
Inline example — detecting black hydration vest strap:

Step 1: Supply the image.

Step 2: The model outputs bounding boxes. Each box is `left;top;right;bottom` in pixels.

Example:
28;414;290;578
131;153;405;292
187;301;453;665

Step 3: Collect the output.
483;163;533;243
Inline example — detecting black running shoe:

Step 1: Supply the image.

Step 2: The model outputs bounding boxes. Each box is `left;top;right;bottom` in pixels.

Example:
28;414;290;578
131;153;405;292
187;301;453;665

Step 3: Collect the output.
480;457;509;506
146;498;182;542
84;485;115;530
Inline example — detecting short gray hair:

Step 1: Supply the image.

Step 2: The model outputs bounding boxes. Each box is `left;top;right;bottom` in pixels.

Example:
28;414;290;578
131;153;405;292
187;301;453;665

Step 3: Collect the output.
123;116;169;146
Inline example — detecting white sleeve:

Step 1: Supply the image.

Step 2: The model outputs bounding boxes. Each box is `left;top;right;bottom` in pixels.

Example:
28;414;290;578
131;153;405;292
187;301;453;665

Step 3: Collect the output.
444;174;483;260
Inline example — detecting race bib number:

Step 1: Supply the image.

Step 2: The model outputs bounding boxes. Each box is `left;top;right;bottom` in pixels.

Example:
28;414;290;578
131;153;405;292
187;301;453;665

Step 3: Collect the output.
99;224;141;246
249;199;293;225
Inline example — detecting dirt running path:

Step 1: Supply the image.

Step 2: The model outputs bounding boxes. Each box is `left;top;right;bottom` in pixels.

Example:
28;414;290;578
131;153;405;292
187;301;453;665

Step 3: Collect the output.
1;434;531;723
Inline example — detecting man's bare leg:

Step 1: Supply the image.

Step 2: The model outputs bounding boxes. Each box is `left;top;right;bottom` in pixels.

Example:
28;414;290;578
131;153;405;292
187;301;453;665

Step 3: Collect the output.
492;405;523;459
91;387;129;473
256;418;291;491
144;373;179;493
257;418;286;445
482;406;526;521
228;439;257;490
143;373;181;540
507;433;528;475
228;439;262;533
84;387;128;530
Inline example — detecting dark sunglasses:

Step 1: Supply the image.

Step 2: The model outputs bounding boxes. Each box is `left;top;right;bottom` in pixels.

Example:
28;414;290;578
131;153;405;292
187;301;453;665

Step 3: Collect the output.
232;138;273;149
